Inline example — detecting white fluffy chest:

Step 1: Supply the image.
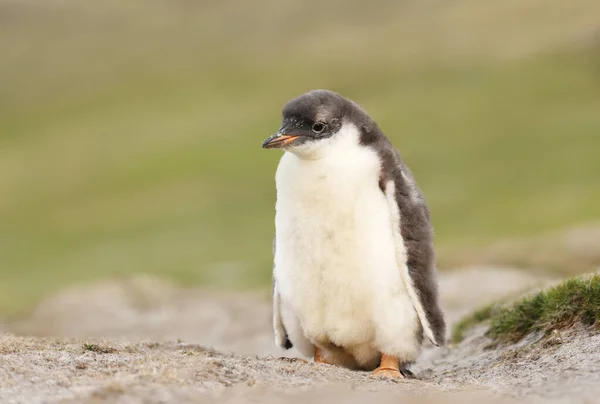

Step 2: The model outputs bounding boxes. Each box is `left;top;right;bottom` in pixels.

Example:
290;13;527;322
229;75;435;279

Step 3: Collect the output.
273;133;406;347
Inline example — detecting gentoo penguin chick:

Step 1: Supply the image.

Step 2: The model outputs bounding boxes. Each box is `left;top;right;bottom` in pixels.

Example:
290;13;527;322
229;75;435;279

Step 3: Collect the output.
263;89;446;378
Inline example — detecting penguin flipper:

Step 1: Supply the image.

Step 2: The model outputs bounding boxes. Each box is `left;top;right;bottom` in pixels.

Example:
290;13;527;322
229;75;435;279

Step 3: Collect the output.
381;172;447;347
272;238;293;350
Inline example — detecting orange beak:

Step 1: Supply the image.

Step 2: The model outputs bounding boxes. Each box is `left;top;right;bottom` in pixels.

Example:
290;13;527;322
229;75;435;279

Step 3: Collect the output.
262;133;300;149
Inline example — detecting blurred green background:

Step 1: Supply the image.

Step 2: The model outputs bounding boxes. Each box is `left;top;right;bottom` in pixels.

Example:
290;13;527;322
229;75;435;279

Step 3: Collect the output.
1;0;600;316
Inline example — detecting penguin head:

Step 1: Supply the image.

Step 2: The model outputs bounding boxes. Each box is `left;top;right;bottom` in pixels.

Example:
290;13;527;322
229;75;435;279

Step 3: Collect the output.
262;89;374;159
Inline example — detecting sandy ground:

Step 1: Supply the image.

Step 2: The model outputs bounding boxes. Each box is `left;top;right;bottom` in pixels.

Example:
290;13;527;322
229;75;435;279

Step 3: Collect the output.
1;267;599;403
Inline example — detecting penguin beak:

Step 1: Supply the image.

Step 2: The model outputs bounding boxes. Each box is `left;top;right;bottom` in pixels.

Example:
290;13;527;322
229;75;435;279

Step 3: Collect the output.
262;131;300;149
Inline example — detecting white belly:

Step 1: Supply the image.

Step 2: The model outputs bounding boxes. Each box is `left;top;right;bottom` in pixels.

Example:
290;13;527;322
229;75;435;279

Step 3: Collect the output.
274;144;421;367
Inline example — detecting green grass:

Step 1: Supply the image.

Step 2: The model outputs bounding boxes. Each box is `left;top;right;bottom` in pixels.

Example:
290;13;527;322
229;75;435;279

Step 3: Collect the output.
453;275;600;344
452;304;499;343
1;1;600;316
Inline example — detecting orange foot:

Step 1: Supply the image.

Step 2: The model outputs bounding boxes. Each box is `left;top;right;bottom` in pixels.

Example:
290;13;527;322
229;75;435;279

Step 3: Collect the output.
373;354;404;379
314;346;330;364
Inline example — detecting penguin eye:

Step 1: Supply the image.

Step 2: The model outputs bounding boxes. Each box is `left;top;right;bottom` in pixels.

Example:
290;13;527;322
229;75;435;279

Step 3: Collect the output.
312;122;326;133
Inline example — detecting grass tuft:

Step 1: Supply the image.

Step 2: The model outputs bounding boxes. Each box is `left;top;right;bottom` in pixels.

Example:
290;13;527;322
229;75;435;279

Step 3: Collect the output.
488;274;600;343
453;274;600;344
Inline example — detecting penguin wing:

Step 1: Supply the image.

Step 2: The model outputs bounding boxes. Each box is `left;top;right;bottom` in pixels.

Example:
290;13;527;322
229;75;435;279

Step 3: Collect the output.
380;156;447;346
272;237;293;349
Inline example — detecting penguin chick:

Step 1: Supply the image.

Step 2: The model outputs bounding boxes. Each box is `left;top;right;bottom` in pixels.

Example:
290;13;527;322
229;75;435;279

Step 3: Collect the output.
263;89;446;378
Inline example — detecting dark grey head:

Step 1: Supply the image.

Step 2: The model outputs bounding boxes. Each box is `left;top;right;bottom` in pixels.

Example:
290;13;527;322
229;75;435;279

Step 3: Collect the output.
262;90;380;156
